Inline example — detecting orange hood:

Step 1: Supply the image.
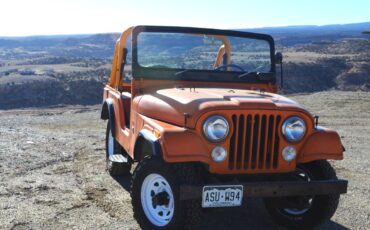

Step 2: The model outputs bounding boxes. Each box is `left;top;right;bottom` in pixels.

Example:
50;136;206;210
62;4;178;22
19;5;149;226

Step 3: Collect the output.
136;87;309;128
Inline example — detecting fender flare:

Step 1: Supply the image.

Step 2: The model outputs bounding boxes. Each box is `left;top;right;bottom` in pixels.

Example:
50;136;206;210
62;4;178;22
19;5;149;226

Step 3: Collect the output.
101;99;116;138
298;126;344;163
134;129;162;160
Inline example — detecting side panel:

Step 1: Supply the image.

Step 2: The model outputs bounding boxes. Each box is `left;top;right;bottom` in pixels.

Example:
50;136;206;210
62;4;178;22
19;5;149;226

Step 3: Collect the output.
102;85;132;153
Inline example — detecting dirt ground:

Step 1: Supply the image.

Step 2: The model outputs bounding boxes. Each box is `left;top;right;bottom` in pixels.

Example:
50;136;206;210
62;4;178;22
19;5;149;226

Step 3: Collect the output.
1;90;369;230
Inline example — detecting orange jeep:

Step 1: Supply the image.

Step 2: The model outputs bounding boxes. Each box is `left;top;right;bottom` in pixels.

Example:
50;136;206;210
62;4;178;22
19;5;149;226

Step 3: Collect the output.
101;26;347;229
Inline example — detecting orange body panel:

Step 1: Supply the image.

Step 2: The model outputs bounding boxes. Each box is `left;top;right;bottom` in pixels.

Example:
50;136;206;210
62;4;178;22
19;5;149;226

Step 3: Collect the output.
102;27;344;175
103;85;132;153
298;127;344;163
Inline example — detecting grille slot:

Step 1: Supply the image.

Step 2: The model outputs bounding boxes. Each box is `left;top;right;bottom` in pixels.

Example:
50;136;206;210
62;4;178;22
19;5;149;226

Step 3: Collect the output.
229;113;281;170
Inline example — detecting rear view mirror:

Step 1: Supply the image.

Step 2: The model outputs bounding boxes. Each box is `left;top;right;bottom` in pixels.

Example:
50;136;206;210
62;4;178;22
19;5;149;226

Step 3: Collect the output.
275;52;283;89
275;52;283;64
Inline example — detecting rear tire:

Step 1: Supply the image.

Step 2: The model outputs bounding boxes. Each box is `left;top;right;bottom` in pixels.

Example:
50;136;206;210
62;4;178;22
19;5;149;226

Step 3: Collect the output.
105;121;131;176
264;160;340;229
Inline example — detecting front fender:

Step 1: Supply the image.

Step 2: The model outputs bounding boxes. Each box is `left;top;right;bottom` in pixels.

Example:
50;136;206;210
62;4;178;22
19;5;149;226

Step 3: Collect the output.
138;115;211;164
298;126;344;163
134;129;163;159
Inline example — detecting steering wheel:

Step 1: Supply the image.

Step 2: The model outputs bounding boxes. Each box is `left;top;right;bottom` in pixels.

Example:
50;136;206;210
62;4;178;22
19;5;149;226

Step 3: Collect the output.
214;64;245;72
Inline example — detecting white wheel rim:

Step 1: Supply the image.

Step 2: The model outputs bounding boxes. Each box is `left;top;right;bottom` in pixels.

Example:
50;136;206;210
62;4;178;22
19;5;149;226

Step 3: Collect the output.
141;173;174;227
108;128;114;157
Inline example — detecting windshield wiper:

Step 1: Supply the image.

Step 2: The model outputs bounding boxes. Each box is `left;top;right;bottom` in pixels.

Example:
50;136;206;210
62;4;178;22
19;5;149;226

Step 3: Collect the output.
237;71;260;79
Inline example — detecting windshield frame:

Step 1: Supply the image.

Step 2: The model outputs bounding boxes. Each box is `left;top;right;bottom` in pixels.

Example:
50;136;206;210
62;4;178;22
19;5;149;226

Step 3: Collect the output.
131;26;276;84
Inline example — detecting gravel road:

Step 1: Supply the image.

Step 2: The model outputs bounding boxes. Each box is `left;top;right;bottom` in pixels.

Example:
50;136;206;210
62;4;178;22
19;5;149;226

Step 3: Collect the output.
1;91;369;229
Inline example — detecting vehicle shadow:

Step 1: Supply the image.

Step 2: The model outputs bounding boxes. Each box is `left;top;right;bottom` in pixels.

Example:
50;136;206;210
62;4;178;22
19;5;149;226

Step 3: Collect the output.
111;173;132;192
112;174;349;230
199;198;350;230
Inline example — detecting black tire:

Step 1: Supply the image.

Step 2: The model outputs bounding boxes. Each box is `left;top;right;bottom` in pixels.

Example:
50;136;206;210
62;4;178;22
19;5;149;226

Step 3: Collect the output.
131;158;202;230
264;160;340;229
105;121;131;176
173;163;203;230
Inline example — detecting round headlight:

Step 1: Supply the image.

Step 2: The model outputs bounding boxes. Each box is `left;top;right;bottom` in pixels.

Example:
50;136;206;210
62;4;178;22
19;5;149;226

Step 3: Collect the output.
203;115;229;142
282;116;306;142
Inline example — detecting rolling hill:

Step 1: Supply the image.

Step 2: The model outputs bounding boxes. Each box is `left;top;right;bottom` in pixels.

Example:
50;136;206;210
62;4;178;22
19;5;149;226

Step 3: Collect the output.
0;22;369;109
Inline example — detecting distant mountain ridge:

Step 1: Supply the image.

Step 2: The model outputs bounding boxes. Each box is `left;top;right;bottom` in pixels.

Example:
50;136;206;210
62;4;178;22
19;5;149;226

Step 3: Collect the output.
241;22;370;47
0;22;369;109
241;22;370;34
0;22;368;59
1;21;370;39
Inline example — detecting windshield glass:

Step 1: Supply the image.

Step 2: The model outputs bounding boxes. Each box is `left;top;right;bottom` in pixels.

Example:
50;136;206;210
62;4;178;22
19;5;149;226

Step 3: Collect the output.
137;32;272;73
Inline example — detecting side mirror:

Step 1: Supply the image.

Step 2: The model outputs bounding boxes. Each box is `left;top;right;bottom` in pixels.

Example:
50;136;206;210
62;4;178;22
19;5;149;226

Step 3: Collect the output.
275;52;283;89
275;52;283;64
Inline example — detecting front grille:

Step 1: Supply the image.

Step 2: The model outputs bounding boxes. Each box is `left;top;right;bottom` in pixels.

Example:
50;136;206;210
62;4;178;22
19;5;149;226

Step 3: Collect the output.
229;113;282;170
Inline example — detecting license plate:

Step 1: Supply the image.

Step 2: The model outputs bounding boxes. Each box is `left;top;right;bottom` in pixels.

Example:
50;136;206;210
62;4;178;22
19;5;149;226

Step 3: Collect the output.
202;185;243;208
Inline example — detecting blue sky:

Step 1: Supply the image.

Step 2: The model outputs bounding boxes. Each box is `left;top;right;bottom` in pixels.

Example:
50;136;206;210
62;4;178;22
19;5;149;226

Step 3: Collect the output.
1;0;370;36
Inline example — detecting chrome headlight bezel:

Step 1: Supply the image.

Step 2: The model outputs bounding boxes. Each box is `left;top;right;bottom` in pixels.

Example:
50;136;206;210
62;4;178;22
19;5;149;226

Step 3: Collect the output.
203;115;229;142
282;116;306;143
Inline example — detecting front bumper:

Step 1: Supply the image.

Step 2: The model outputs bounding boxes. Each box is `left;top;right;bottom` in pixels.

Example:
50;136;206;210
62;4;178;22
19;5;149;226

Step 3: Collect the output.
180;179;348;200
